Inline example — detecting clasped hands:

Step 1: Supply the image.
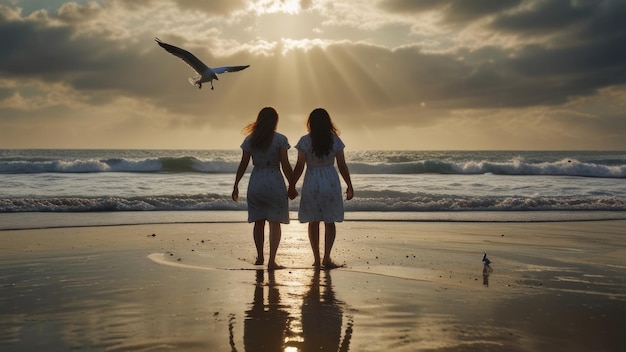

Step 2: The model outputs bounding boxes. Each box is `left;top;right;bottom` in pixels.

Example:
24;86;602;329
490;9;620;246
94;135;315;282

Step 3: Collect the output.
236;184;353;202
288;185;298;200
288;185;354;201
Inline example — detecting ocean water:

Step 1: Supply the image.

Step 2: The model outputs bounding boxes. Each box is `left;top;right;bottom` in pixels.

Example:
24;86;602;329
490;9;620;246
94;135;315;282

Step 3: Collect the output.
1;149;626;229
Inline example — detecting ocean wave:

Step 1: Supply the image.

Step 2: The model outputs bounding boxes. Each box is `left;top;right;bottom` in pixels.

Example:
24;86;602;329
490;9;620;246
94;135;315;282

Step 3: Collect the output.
2;194;625;213
0;195;241;212
349;158;626;178
0;157;236;174
1;153;626;178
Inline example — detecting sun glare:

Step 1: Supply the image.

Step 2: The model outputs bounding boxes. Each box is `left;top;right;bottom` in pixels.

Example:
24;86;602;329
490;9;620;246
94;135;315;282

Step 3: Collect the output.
251;0;301;15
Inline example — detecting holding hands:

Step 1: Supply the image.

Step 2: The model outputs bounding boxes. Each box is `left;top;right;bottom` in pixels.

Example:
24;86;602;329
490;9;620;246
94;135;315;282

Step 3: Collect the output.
288;184;353;200
288;185;298;200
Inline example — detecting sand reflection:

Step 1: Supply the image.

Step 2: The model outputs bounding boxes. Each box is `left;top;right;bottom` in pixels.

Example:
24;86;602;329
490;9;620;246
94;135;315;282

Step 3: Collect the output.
230;269;353;352
301;269;353;351
242;270;290;351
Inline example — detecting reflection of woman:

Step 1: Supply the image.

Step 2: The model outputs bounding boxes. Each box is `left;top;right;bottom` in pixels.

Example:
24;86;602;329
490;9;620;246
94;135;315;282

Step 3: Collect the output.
301;270;353;351
243;270;289;352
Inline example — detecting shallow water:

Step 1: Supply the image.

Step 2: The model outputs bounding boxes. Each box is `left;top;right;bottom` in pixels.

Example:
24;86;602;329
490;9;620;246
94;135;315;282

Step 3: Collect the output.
1;221;625;351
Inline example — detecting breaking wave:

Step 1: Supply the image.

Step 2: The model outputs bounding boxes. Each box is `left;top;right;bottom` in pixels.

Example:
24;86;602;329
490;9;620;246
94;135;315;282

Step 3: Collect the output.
2;194;625;213
1;155;625;178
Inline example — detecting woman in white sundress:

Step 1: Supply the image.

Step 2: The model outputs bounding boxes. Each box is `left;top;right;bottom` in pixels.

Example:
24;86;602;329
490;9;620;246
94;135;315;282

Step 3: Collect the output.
233;107;293;270
289;108;354;269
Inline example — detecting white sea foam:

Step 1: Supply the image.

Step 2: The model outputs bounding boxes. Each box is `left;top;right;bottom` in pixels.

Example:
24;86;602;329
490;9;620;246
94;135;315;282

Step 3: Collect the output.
2;150;626;177
1;150;625;217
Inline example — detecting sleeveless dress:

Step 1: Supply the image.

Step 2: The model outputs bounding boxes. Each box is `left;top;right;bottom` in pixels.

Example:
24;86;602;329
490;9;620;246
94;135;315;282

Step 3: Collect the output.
295;134;346;223
241;132;290;224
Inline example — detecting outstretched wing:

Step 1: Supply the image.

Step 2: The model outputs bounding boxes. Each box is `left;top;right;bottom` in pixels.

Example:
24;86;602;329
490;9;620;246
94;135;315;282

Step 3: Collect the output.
154;38;208;75
212;65;250;74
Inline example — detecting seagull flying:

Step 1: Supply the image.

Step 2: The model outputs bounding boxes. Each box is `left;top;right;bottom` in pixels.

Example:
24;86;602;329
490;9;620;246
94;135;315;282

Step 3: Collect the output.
155;38;249;90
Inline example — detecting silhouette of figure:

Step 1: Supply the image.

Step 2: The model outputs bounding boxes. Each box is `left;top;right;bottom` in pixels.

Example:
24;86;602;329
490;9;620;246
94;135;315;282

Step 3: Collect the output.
482;252;493;286
233;107;293;270
241;270;290;352
289;108;354;269
301;270;353;351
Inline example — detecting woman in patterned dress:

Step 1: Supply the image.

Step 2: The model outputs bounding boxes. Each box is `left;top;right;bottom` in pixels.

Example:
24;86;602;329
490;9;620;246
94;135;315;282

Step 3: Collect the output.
288;108;354;268
233;107;293;270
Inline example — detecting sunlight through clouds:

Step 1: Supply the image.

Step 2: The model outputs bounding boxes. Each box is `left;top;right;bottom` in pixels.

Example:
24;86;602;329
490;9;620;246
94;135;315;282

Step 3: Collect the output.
0;80;87;111
1;0;625;149
281;38;332;54
249;0;302;15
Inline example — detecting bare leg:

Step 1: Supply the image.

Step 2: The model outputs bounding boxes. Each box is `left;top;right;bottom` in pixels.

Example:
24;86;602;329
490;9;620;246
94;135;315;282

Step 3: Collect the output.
267;222;282;270
322;222;339;268
253;220;265;265
308;221;321;267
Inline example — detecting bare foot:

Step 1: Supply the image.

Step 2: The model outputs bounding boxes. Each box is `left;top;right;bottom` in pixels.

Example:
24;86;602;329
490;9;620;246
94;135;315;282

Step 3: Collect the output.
267;262;284;271
322;260;343;269
254;258;264;265
312;261;321;268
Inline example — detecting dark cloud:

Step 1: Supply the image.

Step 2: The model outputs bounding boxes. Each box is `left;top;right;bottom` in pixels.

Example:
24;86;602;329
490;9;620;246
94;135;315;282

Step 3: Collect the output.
0;14;151;94
580;0;626;40
73;0;248;15
445;0;524;23
374;0;626;109
378;0;442;13
0;87;15;101
2;3;625;120
490;0;600;36
380;0;626;43
161;0;246;15
0;14;88;77
56;1;102;23
1;0;626;141
477;0;626;61
508;37;626;77
379;0;524;22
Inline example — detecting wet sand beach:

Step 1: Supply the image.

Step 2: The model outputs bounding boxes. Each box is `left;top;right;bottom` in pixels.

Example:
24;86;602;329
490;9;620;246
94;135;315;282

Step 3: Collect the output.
1;220;625;351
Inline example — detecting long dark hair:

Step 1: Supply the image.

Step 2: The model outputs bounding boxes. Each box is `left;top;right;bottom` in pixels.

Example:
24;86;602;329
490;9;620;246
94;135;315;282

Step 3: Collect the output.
243;107;279;150
307;108;339;158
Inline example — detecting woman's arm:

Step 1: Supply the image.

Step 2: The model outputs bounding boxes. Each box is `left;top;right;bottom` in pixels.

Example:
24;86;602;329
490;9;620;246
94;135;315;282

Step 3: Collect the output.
232;150;251;202
279;148;293;186
336;150;353;200
288;150;306;199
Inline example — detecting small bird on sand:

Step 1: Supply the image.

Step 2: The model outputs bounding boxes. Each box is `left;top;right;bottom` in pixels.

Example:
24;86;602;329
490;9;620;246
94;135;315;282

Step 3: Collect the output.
482;252;491;265
154;38;249;90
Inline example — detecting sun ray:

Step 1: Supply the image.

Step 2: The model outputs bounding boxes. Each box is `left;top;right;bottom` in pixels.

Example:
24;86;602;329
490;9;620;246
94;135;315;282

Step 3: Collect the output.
299;45;370;113
297;46;325;108
325;44;394;110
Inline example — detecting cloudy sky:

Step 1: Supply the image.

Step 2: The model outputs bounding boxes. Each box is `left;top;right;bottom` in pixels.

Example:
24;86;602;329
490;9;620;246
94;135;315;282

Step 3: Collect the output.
1;0;625;150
